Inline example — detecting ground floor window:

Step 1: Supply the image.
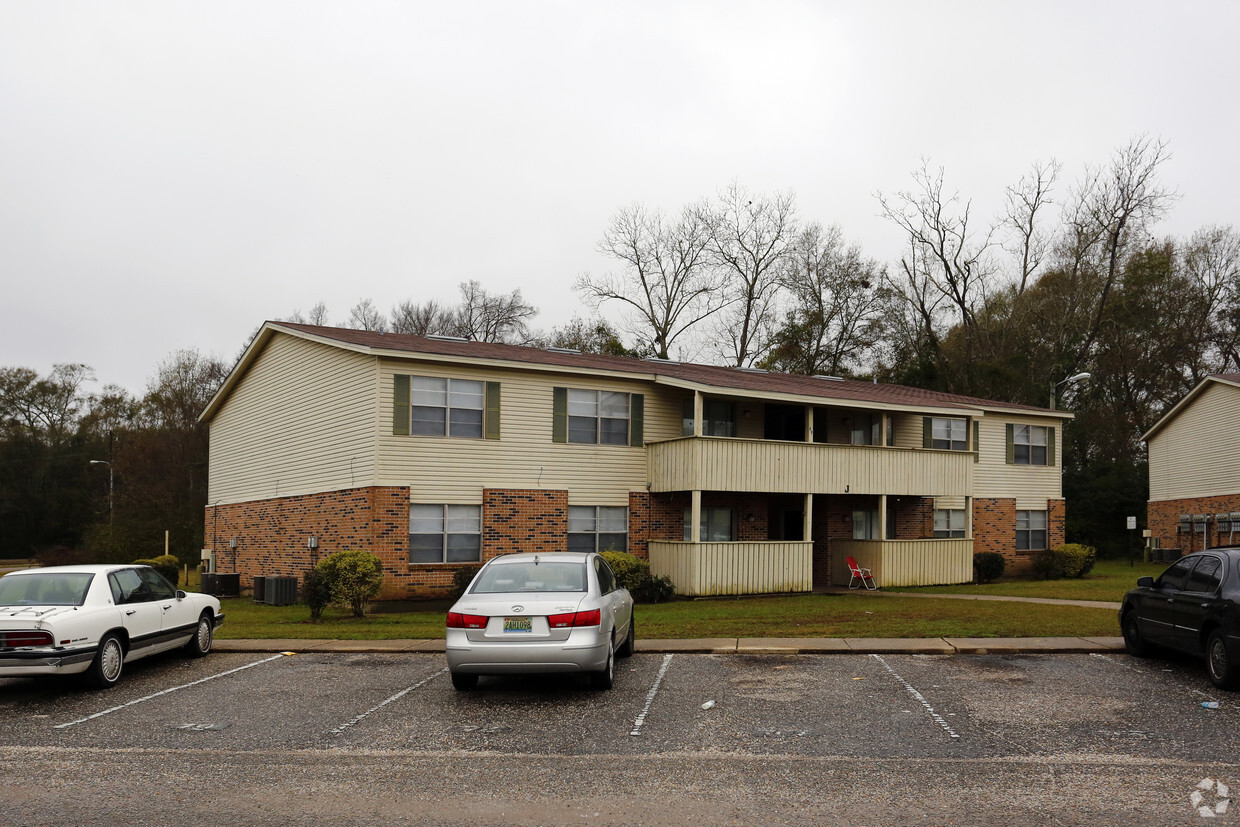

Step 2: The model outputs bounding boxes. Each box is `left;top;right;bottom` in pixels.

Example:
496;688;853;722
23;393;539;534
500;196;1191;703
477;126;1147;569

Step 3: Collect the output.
568;506;628;553
684;507;733;541
853;509;879;540
1015;510;1048;550
934;509;967;538
410;504;482;563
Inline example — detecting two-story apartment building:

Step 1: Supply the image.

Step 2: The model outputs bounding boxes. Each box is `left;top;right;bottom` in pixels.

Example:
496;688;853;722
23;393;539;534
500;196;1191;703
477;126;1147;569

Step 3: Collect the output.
1145;374;1240;553
200;322;1070;598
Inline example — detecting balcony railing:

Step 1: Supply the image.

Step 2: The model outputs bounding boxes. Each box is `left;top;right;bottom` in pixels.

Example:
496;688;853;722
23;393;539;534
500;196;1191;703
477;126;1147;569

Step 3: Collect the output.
648;540;813;597
832;538;974;587
647;436;973;496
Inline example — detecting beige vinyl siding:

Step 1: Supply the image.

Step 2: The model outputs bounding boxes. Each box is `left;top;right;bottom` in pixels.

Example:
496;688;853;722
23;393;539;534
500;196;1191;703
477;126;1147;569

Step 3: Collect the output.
973;415;1063;501
208;336;378;504
1149;382;1240;501
377;359;681;505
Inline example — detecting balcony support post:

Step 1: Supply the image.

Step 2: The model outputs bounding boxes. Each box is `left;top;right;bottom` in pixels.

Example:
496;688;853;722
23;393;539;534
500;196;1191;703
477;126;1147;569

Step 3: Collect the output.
878;494;888;540
693;391;703;437
803;493;814;542
691;489;702;543
966;496;973;539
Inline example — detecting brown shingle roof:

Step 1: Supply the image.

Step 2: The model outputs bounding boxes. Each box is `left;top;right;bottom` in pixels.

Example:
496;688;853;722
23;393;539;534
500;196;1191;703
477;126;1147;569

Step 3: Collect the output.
271;322;1056;415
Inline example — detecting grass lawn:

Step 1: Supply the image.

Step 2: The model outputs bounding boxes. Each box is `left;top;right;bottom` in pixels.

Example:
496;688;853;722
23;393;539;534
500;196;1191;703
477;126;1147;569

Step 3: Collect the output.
215;591;1120;641
885;558;1164;603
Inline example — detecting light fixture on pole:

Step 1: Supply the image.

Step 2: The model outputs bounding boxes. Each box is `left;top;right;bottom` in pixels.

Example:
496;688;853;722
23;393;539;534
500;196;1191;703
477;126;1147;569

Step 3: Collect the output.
89;460;113;525
1049;372;1091;410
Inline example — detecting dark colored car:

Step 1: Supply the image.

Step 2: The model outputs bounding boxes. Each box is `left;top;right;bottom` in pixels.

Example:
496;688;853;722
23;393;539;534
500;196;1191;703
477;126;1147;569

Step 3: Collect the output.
1120;547;1240;689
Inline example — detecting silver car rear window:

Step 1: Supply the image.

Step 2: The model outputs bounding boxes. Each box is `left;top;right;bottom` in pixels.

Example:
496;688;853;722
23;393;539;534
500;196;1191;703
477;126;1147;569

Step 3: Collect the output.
471;562;587;594
0;572;95;606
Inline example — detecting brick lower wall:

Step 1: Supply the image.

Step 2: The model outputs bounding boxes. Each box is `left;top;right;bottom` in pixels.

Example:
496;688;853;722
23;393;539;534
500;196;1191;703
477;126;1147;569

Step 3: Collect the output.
973;497;1066;574
1149;495;1240;553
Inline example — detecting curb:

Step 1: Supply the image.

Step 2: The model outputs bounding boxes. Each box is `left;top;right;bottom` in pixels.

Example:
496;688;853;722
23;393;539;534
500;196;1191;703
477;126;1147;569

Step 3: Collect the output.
214;636;1127;656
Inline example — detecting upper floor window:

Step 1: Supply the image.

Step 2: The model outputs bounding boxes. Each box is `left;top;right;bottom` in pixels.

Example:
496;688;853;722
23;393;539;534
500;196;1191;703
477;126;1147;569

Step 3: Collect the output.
682;398;736;437
1013;425;1049;465
850;413;881;446
568;506;628;554
932;418;967;451
553;387;644;446
393;375;499;439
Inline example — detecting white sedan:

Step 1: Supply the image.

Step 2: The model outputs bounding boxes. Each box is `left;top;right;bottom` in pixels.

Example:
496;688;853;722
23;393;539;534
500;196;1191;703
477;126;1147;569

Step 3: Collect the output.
445;552;634;690
0;564;224;688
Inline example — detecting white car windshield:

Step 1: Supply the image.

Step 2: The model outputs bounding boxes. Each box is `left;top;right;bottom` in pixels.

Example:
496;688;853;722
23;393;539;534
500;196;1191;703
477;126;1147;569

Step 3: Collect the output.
471;562;587;594
0;572;94;606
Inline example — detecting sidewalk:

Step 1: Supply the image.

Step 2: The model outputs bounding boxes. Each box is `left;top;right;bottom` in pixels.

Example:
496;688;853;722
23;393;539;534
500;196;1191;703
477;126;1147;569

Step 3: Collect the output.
214;636;1127;655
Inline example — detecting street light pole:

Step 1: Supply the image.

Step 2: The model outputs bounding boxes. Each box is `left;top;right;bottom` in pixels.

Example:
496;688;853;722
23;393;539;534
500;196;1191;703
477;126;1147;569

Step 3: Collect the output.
89;460;113;525
1049;372;1092;410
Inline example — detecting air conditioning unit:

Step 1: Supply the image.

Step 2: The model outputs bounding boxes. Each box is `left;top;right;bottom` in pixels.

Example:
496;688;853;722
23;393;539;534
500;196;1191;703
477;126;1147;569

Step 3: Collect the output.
252;576;267;603
263;576;298;606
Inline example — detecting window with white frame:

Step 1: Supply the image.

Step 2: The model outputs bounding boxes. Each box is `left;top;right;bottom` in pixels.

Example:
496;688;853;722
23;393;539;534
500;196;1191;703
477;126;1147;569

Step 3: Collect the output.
681;398;736;437
568;506;628;553
934;509;966;538
409;504;481;563
1013;425;1049;465
683;507;734;541
410;377;484;438
853;509;880;540
1015;510;1048;550
932;418;967;451
569;389;630;444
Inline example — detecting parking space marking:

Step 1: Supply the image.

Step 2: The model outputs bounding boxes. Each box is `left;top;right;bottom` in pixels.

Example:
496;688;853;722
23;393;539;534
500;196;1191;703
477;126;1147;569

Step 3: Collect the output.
330;667;447;736
871;654;960;740
629;654;673;737
54;654;287;730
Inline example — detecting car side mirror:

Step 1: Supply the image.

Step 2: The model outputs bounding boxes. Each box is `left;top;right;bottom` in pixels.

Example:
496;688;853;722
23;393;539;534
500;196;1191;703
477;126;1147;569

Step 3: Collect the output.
176;590;187;599
1137;576;1155;588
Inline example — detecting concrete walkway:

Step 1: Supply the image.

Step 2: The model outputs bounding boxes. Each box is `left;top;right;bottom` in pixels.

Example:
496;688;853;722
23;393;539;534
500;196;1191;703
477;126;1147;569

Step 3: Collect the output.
214;636;1127;655
817;586;1122;611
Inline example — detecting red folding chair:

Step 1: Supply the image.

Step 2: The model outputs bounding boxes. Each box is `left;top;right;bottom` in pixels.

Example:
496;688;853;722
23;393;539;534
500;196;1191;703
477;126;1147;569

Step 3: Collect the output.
846;556;876;590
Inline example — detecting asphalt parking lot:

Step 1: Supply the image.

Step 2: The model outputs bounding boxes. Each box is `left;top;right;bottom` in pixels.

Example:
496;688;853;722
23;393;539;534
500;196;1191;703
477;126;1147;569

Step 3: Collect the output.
2;650;1237;825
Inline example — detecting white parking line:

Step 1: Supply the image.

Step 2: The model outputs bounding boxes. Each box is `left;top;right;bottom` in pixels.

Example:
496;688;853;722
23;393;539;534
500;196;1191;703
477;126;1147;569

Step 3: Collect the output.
871;654;961;740
54;654;288;730
630;654;673;737
331;667;447;736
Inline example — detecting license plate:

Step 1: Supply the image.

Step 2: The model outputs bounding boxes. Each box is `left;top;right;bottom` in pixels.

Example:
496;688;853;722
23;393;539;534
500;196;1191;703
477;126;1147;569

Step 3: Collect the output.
503;617;532;633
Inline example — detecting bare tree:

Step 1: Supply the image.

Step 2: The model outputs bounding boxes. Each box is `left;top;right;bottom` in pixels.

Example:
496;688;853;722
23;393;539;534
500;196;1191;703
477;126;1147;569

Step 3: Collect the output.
453;280;538;343
1061;135;1177;370
344;298;388;332
704;184;799;367
1002;159;1062;295
765;224;887;376
531;315;638;357
1183;224;1240;373
283;301;330;326
576;203;721;360
877;161;996;330
391;298;457;337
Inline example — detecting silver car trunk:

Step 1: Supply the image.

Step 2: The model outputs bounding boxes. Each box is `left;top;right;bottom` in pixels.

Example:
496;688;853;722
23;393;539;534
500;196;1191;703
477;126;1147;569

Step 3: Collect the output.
454;593;587;644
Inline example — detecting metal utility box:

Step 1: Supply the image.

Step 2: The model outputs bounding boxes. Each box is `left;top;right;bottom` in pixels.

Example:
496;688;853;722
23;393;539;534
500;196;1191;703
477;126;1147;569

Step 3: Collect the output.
263;576;298;606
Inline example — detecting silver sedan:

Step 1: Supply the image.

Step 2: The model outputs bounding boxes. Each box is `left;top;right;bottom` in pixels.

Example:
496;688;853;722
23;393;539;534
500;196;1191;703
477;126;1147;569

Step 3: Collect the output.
445;552;634;690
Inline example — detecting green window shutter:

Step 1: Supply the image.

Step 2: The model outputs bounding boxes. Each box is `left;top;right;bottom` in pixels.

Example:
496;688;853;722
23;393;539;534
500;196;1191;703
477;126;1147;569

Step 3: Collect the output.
922;417;933;449
393;375;410;436
484;381;501;440
973;420;980;463
552;387;567;443
1005;423;1015;465
630;393;644;447
1047;426;1056;467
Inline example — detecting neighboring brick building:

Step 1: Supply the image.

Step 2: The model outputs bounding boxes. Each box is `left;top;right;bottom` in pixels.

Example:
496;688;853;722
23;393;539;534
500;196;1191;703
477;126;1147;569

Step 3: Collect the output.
200;323;1071;597
1145;374;1240;555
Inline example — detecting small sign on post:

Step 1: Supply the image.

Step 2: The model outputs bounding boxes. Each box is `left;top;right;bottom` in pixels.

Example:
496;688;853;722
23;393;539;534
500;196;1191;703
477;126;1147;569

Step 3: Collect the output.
1126;516;1137;566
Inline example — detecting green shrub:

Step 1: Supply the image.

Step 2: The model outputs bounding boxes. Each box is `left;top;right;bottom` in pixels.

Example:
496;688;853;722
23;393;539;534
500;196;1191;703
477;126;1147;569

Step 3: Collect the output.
972;551;1006;584
134;555;181;586
601;551;676;603
600;551;650;592
316;550;385;617
1057;543;1097;578
632;573;676;604
301;568;332;621
1031;548;1066;579
450;565;483;600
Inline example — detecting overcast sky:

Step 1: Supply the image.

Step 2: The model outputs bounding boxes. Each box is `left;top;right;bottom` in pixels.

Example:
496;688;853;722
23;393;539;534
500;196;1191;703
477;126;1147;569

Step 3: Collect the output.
2;1;1237;395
